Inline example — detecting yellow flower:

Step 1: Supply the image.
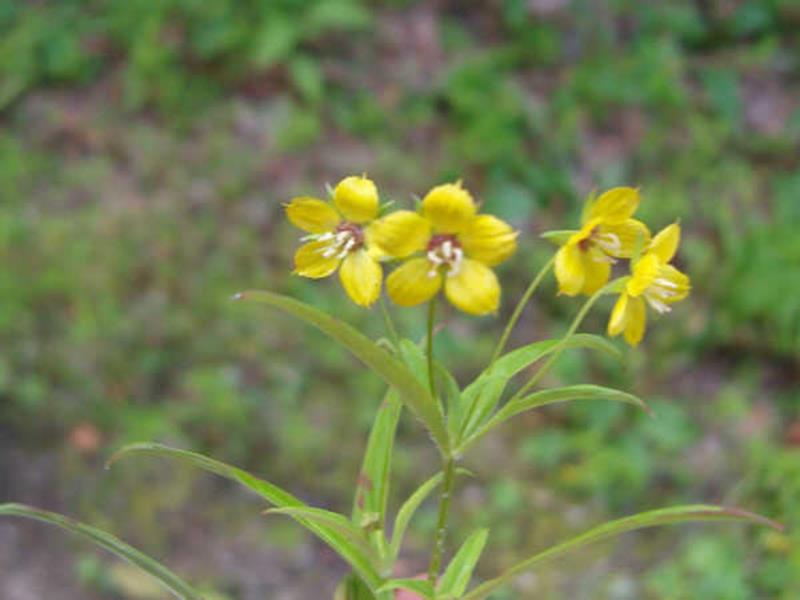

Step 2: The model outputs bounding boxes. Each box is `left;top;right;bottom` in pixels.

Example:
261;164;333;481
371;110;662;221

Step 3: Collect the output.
607;223;691;346
371;182;518;316
285;175;383;307
554;187;651;296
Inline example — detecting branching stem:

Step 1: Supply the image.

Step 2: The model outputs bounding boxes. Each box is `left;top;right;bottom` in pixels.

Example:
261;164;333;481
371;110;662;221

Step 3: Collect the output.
491;255;555;364
512;283;612;401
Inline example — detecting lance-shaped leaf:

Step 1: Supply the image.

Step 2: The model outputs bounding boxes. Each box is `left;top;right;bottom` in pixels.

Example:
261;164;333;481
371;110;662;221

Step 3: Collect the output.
460;384;649;453
0;504;202;600
109;443;383;590
335;573;383;600
234;291;448;453
388;468;472;563
457;335;621;444
397;339;461;440
378;578;435;599
437;528;489;599
462;505;781;600
389;472;445;564
265;507;373;557
353;390;402;534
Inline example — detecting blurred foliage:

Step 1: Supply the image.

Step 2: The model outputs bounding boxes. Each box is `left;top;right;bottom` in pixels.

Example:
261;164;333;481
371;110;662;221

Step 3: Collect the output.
1;0;799;598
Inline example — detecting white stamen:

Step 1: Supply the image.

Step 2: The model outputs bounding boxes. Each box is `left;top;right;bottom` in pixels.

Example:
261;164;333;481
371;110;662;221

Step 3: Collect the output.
655;277;679;289
595;232;621;253
653;287;677;299
427;251;443;265
427;237;465;278
322;247;338;258
645;295;671;314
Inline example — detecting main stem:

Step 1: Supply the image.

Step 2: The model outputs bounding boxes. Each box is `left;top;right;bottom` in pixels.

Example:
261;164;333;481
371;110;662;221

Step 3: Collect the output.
491;255;555;364
426;297;437;396
428;457;456;583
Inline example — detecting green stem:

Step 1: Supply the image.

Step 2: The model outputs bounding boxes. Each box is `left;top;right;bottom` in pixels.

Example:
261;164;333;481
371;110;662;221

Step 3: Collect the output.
380;297;400;350
426;296;437;396
491;255;555;364
427;457;457;583
512;282;613;401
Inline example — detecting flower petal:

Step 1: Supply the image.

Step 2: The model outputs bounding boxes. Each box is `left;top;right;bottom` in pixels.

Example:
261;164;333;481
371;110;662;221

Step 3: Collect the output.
285;197;340;233
607;293;630;337
460;214;518;266
597;219;651;258
444;259;500;315
649;223;681;263
627;253;660;297
658;264;691;304
555;243;586;296
422;183;477;234
333;175;379;223
294;240;340;278
624;295;647;346
581;247;612;295
366;210;431;259
387;258;442;307
585;187;640;224
340;249;383;307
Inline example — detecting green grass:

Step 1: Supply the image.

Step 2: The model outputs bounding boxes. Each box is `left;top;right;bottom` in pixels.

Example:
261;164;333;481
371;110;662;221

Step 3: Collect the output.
1;1;799;597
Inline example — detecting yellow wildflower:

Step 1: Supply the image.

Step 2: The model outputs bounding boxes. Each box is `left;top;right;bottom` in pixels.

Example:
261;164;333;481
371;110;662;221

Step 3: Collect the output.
285;175;383;307
554;187;651;296
370;182;518;316
607;223;691;346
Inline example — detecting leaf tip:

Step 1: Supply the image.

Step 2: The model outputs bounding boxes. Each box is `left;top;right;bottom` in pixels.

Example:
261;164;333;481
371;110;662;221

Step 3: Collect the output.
720;507;784;532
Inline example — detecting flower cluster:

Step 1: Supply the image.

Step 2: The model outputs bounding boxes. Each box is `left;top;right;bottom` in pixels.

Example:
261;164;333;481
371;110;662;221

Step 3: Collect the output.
285;176;518;316
552;187;691;345
286;177;690;345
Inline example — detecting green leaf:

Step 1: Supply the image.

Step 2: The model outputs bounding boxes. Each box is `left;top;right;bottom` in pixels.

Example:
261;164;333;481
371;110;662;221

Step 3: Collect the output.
234;291;449;453
438;363;463;441
335;573;380;600
0;504;201;600
458;335;622;444
378;578;435;599
489;335;621;381
109;443;383;590
397;338;462;440
353;390;402;534
462;505;781;600
265;507;373;556
438;528;489;599
397;338;428;386
389;471;448;563
461;385;649;453
386;467;475;565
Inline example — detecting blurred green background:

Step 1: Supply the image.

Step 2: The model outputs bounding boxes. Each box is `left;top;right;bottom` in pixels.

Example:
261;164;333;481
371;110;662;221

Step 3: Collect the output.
1;1;799;598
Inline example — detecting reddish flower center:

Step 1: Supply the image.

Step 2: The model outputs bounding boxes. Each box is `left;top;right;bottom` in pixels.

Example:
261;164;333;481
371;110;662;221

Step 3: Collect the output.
426;234;464;277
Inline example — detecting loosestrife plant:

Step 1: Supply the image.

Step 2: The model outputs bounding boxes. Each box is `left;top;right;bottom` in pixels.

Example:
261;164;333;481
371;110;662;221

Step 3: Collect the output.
1;177;780;599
